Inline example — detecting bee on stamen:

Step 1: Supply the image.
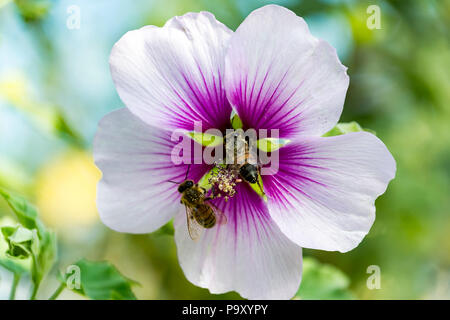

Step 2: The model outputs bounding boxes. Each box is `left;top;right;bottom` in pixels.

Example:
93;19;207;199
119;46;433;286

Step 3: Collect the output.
168;165;227;241
224;131;265;196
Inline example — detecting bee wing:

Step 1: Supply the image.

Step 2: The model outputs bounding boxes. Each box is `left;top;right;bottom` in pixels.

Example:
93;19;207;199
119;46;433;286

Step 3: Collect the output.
208;202;227;225
185;206;203;241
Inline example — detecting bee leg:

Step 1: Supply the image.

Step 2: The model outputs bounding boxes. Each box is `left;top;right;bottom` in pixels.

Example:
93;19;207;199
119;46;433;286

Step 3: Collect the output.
205;189;215;201
205;189;217;201
205;185;217;201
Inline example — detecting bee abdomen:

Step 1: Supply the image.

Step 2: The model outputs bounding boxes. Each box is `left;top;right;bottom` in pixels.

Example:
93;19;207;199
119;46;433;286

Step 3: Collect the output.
195;205;216;228
202;214;216;228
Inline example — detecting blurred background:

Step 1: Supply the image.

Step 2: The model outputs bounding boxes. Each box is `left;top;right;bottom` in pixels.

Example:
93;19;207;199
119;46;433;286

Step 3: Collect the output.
0;0;449;299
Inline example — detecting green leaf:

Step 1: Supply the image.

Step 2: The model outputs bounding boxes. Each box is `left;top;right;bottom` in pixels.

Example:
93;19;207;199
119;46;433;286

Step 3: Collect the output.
322;121;376;137
0;188;57;298
247;174;266;201
230;112;243;129
187;132;224;147
257;138;290;152
34;230;57;285
295;257;355;300
197;165;221;191
0;188;44;234
0;257;29;274
65;259;138;300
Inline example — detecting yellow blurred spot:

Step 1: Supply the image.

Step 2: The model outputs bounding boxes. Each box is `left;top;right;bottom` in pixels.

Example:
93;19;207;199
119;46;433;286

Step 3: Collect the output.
0;73;28;106
35;150;101;229
0;73;59;133
0;0;13;10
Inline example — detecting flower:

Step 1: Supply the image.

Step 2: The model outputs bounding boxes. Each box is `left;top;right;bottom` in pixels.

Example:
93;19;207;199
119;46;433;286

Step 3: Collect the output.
94;5;396;299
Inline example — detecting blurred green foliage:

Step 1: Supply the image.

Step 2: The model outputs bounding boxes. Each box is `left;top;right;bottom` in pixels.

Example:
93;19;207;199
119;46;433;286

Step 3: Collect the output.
0;188;137;299
296;257;354;300
0;0;449;299
63;259;138;300
323;121;375;137
0;188;56;299
14;0;50;23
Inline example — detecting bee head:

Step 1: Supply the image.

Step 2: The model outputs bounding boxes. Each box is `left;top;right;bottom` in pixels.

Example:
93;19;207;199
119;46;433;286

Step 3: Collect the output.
178;180;194;193
240;163;258;184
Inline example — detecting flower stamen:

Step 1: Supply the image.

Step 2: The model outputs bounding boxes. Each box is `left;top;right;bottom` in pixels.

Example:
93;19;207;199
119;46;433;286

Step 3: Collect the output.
208;165;239;201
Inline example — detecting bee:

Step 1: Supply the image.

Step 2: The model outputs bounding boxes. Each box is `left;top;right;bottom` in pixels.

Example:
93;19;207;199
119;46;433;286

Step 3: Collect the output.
169;165;227;241
224;131;264;195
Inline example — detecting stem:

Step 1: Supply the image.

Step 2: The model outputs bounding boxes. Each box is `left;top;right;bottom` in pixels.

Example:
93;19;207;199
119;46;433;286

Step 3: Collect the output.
30;283;39;300
48;283;65;300
9;273;21;300
30;255;40;300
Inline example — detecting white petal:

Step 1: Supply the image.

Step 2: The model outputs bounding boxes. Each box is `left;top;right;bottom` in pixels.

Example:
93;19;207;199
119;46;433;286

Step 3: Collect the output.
264;132;396;252
225;5;349;138
93;108;207;233
174;184;302;299
110;12;233;132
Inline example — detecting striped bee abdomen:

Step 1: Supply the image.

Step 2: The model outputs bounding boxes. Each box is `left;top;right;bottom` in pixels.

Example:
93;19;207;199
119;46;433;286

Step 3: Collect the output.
194;204;216;228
